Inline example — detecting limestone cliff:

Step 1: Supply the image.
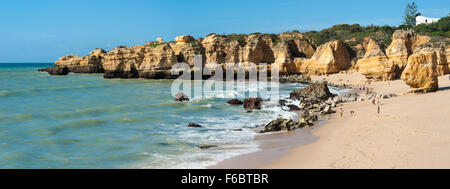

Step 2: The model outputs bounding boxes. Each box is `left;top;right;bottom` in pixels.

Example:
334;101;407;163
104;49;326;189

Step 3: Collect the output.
42;29;447;92
355;30;432;81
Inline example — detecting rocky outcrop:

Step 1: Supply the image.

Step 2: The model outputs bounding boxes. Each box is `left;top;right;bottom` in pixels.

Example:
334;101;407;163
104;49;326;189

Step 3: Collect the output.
385;30;430;73
243;97;262;110
38;66;69;75
292;40;353;75
43;29;447;84
263;118;298;132
401;47;439;93
290;83;336;102
54;49;105;73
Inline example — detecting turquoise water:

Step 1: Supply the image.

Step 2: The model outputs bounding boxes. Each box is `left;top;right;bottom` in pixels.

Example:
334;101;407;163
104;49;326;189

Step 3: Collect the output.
0;63;345;168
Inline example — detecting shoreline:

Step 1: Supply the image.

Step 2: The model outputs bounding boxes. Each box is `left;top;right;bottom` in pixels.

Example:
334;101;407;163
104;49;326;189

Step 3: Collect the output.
211;73;450;169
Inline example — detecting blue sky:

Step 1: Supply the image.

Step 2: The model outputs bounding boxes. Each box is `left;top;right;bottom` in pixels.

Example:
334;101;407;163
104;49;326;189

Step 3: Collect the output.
0;0;448;63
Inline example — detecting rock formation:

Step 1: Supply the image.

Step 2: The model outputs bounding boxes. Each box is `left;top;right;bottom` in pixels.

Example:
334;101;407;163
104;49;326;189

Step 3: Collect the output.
401;47;439;93
41;29;447;92
54;49;105;73
292;40;353;75
38;66;69;75
290;83;336;102
356;30;432;81
243;97;262;110
356;38;398;80
226;99;243;105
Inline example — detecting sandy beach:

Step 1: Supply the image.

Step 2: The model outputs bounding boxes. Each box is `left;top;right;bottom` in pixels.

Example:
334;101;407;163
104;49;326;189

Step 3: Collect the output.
213;73;450;169
263;74;450;169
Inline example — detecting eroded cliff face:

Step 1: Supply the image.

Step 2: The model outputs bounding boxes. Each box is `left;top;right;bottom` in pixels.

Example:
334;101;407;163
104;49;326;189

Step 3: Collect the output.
290;40;353;75
102;43;178;78
48;33;317;79
54;48;105;73
436;46;450;76
401;47;439;92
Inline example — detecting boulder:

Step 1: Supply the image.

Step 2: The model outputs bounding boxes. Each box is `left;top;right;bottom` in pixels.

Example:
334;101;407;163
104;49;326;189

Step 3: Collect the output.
243;97;262;110
263;118;297;132
321;105;336;115
401;47;439;93
356;38;398;80
174;92;190;102
54;53;104;73
300;111;318;126
198;145;218;149
103;44;178;79
294;40;353;75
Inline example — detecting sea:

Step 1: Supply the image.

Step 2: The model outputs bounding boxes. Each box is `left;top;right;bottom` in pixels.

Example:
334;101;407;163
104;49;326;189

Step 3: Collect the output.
0;63;347;168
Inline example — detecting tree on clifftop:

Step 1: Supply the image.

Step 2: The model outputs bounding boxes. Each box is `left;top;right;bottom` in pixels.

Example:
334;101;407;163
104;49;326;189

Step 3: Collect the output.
403;2;419;26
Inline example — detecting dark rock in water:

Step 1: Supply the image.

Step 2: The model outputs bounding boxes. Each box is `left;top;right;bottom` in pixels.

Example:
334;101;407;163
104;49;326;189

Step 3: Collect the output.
279;100;287;106
188;123;202;128
243;97;262;110
290;83;336;102
174;92;190;102
287;105;301;111
38;67;69;75
227;99;243;105
104;70;139;78
198;145;218;149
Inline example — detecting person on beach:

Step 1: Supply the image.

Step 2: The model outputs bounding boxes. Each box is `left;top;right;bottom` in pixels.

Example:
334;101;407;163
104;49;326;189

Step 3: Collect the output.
340;108;343;118
350;110;355;116
377;105;380;115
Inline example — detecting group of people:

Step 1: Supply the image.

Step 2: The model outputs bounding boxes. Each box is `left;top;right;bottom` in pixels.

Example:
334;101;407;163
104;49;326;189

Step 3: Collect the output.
339;80;381;118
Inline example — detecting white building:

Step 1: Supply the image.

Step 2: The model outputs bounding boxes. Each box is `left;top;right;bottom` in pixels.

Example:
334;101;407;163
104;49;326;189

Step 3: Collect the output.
416;15;441;25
